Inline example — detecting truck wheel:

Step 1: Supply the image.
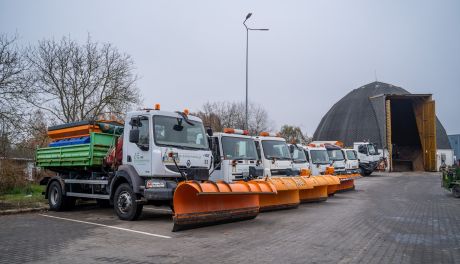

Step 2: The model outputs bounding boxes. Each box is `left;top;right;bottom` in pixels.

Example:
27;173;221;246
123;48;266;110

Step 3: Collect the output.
113;183;143;221
48;181;75;211
453;185;460;198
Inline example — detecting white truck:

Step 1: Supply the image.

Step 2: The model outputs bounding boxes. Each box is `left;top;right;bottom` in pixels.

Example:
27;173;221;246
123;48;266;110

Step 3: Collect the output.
288;144;311;171
343;148;360;175
302;143;331;176
209;128;263;182
353;142;381;176
38;107;213;221
322;143;347;175
253;132;298;177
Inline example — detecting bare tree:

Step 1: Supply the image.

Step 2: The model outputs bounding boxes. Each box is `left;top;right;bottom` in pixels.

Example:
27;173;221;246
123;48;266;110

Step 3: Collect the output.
26;36;140;123
0;34;31;156
195;101;271;135
279;125;311;145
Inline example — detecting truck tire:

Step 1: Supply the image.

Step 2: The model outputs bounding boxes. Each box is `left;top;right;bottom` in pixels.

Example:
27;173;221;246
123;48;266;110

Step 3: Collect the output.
113;183;143;221
48;181;75;211
453;185;460;198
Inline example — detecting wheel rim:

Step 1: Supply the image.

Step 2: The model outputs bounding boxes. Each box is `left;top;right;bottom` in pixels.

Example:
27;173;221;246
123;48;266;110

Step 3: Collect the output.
50;186;59;206
117;191;132;214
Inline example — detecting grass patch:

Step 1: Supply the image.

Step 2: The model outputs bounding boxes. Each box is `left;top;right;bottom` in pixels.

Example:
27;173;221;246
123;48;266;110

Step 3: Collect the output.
0;183;47;210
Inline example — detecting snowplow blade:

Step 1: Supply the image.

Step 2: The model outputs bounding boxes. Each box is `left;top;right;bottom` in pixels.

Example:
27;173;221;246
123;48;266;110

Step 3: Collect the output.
299;176;329;203
322;175;341;196
172;180;276;231
256;177;305;212
336;176;355;192
349;173;362;180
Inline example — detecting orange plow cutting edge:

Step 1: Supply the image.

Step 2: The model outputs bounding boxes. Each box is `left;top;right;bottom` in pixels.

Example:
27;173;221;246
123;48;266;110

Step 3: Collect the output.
349;173;362;180
172;180;276;231
255;177;306;212
336;176;356;192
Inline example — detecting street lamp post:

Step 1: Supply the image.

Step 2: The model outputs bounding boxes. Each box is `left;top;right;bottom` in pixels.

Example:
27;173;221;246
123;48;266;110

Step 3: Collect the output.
243;13;268;131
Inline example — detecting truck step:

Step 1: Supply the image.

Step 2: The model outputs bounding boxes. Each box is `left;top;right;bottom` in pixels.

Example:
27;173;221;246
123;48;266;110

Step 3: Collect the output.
64;179;108;184
66;192;110;199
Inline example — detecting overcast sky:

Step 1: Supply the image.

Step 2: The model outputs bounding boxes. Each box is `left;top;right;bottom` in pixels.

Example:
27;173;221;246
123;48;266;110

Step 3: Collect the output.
1;0;459;134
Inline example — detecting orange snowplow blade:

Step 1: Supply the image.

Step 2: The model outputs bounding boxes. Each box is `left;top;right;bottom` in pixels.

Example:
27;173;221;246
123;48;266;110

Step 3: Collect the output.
256;177;308;211
336;175;355;192
322;175;341;196
172;180;276;231
299;176;329;202
349;173;362;179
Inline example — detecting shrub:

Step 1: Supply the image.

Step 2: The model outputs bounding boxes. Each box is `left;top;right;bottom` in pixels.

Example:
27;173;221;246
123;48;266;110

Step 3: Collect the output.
0;160;28;194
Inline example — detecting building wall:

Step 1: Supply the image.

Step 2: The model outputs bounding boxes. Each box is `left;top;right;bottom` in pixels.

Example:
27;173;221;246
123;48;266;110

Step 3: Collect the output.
448;134;460;163
437;149;455;169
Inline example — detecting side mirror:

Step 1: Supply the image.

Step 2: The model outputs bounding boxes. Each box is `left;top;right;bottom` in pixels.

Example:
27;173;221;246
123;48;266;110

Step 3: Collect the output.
206;128;213;137
129;117;141;127
289;145;295;153
129;129;140;144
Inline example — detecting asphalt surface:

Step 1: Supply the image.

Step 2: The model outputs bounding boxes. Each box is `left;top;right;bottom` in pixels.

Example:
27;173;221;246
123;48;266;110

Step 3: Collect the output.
0;172;459;264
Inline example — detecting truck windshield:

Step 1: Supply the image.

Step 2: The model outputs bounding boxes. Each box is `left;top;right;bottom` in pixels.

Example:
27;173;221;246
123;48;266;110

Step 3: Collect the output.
327;149;345;161
368;144;378;155
261;140;291;160
222;136;258;160
346;150;358;160
310;150;330;164
153;116;208;150
291;146;307;163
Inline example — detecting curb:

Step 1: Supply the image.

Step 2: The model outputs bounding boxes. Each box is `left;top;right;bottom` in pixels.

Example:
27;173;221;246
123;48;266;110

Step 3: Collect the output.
0;207;48;216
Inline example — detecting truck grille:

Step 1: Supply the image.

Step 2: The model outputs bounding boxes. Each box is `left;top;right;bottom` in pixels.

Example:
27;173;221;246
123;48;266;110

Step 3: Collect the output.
165;165;208;173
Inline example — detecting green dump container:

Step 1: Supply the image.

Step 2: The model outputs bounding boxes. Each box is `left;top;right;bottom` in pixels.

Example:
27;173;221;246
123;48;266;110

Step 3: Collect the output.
36;132;117;168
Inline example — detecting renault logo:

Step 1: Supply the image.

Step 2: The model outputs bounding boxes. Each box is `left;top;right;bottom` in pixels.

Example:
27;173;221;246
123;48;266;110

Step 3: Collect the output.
186;160;191;168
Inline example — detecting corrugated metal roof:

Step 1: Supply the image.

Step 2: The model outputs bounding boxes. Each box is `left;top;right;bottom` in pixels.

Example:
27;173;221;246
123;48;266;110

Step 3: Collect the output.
313;81;451;149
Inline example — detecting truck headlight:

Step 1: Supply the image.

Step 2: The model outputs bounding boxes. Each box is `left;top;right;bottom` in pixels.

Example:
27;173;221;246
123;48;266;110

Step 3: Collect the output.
146;179;166;189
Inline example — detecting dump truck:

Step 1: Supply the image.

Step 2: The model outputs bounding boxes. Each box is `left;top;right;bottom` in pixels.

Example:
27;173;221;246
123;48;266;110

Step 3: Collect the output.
442;165;460;198
354;142;381;176
36;107;275;231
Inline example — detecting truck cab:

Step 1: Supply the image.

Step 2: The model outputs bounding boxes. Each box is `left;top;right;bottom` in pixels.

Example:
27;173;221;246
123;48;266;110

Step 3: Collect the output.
253;132;296;177
302;143;331;175
324;144;347;175
125;110;212;180
209;128;263;182
288;144;310;171
353;142;380;176
343;149;360;175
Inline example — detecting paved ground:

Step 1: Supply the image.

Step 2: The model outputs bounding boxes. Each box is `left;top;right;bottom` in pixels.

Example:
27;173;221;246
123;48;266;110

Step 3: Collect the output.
0;172;459;264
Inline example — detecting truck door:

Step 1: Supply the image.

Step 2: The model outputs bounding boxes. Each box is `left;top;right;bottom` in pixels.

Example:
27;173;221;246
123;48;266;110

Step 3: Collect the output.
126;115;152;176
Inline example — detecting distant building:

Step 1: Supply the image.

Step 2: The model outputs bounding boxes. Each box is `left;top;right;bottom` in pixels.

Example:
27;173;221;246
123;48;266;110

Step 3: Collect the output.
313;81;453;171
0;157;35;180
448;134;460;164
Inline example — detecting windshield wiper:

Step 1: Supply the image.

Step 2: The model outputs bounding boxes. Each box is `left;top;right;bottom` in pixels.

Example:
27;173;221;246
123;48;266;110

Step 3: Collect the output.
277;157;291;160
175;111;195;126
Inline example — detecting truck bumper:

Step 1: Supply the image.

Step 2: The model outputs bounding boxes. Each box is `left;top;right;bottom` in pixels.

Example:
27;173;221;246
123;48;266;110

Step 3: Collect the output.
346;169;361;174
143;181;177;201
359;161;378;172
